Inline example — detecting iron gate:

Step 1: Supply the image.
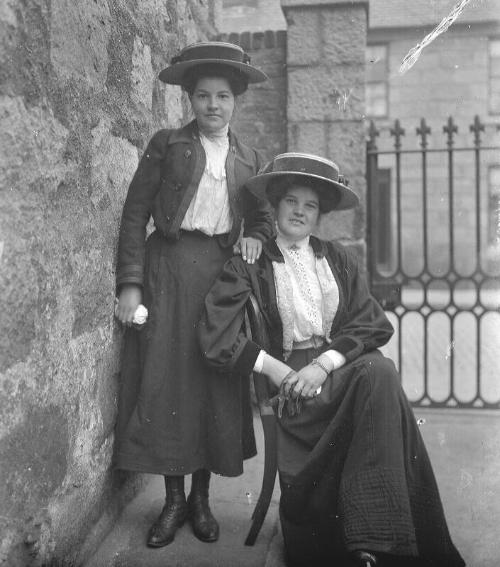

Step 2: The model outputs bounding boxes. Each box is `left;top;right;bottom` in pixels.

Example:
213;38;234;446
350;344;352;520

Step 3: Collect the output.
366;116;500;409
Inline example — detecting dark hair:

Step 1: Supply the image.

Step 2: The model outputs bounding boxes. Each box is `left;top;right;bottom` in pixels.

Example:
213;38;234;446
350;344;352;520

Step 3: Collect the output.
266;176;339;214
182;63;249;96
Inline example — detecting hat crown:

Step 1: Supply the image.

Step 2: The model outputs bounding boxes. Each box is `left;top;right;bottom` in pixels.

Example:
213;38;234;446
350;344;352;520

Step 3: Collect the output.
172;41;249;65
271;152;340;183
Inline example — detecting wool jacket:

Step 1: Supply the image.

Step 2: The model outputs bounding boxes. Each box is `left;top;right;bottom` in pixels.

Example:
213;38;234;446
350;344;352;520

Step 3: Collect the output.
116;120;273;288
199;236;394;374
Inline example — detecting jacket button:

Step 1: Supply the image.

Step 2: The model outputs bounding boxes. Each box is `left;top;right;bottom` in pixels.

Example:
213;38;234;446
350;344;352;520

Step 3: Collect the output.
185;149;192;158
174;182;183;191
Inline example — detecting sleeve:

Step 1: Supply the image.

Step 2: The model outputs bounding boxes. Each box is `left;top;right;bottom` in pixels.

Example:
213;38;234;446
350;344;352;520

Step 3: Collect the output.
320;244;394;361
198;258;262;375
116;130;168;289
241;149;274;242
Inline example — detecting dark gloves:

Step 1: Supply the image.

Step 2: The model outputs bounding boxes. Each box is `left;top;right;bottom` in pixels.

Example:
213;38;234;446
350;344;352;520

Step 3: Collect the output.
265;371;302;418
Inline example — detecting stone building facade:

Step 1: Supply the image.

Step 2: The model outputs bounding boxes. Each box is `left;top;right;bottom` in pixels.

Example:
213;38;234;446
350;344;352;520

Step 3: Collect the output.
0;1;217;565
220;0;500;275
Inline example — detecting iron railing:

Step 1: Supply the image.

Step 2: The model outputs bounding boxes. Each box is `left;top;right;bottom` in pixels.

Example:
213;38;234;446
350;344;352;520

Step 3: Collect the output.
367;116;500;409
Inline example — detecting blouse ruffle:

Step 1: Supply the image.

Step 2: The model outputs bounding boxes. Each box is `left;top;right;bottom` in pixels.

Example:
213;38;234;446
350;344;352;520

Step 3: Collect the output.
180;128;232;235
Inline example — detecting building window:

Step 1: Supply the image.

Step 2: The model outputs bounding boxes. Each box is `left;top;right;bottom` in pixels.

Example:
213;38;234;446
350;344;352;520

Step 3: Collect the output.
489;39;500;114
366;44;388;118
371;168;393;268
488;166;500;246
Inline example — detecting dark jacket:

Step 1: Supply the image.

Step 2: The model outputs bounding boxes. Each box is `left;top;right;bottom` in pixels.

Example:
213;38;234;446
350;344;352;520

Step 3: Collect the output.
199;236;394;374
116;120;273;288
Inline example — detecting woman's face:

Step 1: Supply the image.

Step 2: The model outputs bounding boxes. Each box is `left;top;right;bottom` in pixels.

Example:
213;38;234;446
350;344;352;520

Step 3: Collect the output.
275;185;321;242
189;77;235;134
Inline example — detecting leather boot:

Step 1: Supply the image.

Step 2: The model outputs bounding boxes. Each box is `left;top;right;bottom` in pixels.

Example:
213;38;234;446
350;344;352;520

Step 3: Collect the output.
147;475;188;547
187;469;219;542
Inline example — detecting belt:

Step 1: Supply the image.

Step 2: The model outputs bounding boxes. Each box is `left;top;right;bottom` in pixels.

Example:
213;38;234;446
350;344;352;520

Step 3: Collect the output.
292;336;325;350
177;229;230;239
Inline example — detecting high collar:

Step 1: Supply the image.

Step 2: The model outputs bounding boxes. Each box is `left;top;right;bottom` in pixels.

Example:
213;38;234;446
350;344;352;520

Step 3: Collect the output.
276;233;310;251
263;235;327;263
167;120;234;145
199;124;229;141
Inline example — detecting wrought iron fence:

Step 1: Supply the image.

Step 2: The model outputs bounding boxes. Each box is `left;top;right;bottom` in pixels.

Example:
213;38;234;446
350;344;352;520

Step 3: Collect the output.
366;116;500;409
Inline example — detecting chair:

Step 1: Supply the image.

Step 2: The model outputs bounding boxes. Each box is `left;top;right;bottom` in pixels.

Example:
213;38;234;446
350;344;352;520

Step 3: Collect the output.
243;294;278;546
243;295;346;565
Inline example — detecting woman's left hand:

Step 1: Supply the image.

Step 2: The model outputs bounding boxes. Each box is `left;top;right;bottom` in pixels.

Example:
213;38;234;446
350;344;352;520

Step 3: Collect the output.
240;237;262;264
289;364;328;399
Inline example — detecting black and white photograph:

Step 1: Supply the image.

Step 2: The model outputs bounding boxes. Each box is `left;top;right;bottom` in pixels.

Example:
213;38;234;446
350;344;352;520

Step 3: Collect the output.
0;0;499;566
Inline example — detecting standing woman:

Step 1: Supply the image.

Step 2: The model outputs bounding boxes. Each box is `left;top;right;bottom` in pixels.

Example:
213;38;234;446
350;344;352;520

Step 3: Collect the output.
114;42;273;548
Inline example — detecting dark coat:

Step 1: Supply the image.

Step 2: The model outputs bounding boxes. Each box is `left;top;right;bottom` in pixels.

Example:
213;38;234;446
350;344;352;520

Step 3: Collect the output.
199;236;394;374
114;123;274;477
116;120;273;288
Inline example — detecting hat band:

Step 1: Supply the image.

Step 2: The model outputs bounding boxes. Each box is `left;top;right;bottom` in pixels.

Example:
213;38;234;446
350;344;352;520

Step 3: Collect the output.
272;156;340;183
171;46;249;65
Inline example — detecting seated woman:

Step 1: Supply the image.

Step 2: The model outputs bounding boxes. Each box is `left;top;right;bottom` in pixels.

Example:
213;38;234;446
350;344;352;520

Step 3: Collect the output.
198;153;465;567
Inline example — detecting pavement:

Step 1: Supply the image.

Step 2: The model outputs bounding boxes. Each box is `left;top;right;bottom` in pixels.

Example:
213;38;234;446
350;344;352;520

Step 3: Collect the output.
85;409;500;567
85;411;284;567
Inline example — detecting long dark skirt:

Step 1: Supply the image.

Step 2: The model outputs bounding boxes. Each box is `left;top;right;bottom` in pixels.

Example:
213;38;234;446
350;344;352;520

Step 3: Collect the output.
278;349;464;566
114;230;256;477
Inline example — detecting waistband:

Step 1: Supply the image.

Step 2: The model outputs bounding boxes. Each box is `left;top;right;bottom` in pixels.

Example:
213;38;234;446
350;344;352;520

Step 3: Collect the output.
177;229;230;239
292;336;325;350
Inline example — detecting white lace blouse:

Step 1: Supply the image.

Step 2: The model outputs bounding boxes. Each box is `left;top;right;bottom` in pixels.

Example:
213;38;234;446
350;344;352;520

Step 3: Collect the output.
180;126;232;235
254;234;347;373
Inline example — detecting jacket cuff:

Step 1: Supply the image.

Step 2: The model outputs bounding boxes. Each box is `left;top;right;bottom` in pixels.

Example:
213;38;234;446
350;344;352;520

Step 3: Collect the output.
116;264;144;288
233;339;261;375
327;336;364;361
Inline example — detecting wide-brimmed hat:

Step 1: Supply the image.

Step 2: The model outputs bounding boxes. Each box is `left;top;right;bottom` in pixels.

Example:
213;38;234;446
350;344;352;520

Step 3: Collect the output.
245;152;359;212
159;41;268;85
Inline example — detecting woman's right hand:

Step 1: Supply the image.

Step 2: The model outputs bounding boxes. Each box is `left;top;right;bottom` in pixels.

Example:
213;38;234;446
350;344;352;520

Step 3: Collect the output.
260;353;295;389
115;284;142;325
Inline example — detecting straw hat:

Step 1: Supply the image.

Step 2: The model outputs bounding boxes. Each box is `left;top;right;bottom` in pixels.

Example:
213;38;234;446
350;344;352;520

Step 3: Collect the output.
159;41;268;85
245;152;359;212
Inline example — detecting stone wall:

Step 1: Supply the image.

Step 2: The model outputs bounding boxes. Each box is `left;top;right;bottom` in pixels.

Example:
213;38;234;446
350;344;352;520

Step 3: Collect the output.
283;0;369;253
217;30;288;161
0;1;215;565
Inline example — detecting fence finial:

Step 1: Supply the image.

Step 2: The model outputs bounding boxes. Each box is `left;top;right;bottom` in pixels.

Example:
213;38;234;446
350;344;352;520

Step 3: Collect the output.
417;118;431;149
469;115;484;148
390;119;405;151
443;116;458;148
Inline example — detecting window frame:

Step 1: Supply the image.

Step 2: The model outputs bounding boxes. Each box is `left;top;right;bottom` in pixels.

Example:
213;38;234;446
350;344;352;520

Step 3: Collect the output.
488;165;500;246
488;37;500;115
365;43;389;119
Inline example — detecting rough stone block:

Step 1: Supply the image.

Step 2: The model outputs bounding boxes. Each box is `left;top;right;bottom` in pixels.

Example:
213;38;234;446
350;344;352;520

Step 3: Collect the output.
326;121;367;178
321;5;367;65
50;0;112;90
264;29;276;48
287;121;328;155
131;37;155;112
288;65;365;122
317;208;364;243
285;8;322;66
282;0;368;8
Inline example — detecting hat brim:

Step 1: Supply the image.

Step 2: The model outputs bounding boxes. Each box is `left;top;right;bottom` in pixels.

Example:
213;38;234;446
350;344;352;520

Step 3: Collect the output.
159;59;268;85
245;172;360;211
